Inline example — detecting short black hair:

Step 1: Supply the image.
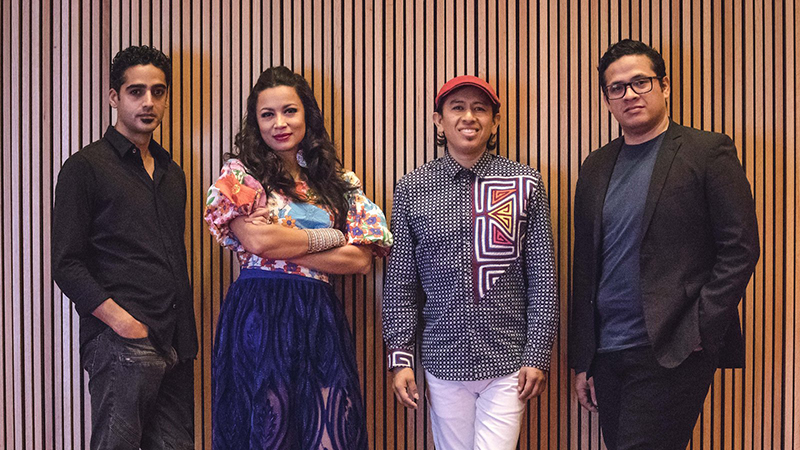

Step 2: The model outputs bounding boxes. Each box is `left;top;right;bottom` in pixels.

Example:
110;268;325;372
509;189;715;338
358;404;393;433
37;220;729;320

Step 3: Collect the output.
598;39;666;88
110;46;171;92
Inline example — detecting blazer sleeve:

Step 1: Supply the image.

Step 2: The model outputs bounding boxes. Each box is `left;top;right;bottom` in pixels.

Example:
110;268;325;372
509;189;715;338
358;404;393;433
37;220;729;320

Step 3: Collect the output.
697;135;759;354
568;172;597;374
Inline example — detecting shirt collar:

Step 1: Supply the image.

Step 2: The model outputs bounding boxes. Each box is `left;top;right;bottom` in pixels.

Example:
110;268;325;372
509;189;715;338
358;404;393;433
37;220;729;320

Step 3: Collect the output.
103;125;170;164
441;150;494;179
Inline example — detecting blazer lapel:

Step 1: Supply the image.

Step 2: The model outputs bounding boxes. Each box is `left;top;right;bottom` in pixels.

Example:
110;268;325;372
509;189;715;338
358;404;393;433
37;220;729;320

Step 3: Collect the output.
640;122;683;238
591;138;624;256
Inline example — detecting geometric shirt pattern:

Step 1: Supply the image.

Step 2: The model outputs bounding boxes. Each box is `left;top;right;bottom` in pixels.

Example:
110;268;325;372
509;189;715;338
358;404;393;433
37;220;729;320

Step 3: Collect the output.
473;176;537;300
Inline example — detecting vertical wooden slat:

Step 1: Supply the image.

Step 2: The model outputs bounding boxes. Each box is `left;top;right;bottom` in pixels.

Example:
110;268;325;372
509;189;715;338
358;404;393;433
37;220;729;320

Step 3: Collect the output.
30;0;44;448
20;0;34;447
1;0;8;439
505;2;516;163
788;2;799;449
39;0;54;447
12;0;25;448
496;0;506;161
0;5;5;439
4;0;14;447
764;0;779;447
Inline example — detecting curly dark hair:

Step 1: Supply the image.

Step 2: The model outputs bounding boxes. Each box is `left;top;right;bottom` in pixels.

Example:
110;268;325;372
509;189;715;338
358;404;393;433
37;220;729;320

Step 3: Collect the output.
110;46;171;91
227;66;354;230
598;39;666;92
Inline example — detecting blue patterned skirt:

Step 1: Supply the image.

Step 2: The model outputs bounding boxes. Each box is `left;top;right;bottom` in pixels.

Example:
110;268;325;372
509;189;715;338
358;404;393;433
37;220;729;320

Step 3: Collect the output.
212;269;367;449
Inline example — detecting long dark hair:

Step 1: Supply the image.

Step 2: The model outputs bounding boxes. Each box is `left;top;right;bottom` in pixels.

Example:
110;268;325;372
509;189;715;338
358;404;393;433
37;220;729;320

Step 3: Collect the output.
226;66;353;230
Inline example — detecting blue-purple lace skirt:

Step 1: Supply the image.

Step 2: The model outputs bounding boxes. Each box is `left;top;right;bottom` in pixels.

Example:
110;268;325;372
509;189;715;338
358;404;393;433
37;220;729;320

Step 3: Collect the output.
212;269;367;449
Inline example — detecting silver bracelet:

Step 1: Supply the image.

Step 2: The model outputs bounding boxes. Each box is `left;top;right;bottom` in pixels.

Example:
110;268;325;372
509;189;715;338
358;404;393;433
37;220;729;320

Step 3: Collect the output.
304;228;346;253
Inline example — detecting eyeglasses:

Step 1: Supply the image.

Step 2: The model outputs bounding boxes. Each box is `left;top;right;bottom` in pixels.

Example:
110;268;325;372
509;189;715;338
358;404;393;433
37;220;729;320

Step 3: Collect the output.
604;76;663;100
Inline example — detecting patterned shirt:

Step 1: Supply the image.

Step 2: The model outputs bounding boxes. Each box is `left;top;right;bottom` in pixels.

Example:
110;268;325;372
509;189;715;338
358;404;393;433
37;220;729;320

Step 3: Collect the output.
204;159;392;282
383;151;559;381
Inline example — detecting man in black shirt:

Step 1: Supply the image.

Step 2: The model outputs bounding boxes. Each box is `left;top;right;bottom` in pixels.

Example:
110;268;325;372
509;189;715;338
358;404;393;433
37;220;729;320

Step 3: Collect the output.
569;39;759;450
52;46;197;449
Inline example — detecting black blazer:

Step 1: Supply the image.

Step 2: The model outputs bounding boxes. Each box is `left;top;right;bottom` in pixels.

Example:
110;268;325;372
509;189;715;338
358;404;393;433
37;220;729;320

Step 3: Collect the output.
569;122;759;373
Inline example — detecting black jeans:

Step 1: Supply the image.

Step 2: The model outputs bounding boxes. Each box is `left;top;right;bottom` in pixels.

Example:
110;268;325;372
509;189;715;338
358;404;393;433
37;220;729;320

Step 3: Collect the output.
81;328;194;450
592;346;718;450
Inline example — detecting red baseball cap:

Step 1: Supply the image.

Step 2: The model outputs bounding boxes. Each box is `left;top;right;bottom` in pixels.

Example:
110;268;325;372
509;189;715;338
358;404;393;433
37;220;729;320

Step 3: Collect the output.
434;75;501;111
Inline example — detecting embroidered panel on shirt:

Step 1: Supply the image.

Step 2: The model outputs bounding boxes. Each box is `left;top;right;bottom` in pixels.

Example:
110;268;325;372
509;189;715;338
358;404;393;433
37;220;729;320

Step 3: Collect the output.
473;176;536;300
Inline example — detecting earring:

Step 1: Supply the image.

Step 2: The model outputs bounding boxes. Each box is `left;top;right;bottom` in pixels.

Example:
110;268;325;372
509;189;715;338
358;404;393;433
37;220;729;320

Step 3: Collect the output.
435;131;447;146
487;133;498;149
296;149;308;168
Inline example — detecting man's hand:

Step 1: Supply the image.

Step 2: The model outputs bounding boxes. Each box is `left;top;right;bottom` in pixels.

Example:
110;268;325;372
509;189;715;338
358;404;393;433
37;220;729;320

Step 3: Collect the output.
517;366;548;400
114;314;149;339
574;371;598;412
92;298;149;339
391;367;419;410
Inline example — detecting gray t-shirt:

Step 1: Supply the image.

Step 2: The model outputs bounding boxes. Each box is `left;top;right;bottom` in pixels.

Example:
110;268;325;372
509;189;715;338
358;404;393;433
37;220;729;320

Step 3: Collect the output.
596;132;665;352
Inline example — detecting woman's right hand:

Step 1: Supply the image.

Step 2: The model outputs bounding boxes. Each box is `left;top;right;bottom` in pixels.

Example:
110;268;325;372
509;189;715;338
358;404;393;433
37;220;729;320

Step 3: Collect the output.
243;207;273;225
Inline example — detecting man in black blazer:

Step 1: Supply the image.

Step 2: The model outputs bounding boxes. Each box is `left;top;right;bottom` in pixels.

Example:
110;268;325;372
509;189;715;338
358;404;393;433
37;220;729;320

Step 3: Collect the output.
569;39;759;450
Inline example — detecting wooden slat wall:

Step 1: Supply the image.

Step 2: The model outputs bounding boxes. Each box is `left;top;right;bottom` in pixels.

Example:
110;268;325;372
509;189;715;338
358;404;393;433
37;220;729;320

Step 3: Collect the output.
2;0;797;449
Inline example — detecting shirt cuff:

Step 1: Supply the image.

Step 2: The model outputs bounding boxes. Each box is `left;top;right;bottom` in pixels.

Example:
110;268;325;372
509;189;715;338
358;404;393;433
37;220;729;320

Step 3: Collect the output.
387;349;415;370
73;286;112;317
522;347;552;372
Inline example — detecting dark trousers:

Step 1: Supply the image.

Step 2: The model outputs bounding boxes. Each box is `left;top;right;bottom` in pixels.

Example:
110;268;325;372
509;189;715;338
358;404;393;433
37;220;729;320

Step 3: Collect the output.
81;328;194;450
592;346;718;450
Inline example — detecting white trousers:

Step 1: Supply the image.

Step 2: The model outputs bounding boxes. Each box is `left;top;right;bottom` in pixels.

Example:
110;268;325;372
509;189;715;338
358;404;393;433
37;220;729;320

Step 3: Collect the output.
425;370;525;450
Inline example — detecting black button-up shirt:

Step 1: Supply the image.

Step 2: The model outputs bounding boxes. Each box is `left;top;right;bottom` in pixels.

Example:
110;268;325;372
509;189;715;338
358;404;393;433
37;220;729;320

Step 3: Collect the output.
52;126;198;359
383;151;559;381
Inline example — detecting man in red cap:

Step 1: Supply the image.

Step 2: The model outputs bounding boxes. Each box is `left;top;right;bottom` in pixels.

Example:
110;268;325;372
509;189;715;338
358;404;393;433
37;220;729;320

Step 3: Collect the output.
382;75;559;449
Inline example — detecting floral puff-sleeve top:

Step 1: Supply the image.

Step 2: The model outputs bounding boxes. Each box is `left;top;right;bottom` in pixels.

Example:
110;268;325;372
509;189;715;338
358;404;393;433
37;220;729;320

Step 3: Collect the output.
204;158;393;283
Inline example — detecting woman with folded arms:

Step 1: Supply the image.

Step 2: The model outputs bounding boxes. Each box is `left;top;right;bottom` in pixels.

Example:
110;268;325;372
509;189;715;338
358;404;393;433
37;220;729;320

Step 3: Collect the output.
204;66;391;449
